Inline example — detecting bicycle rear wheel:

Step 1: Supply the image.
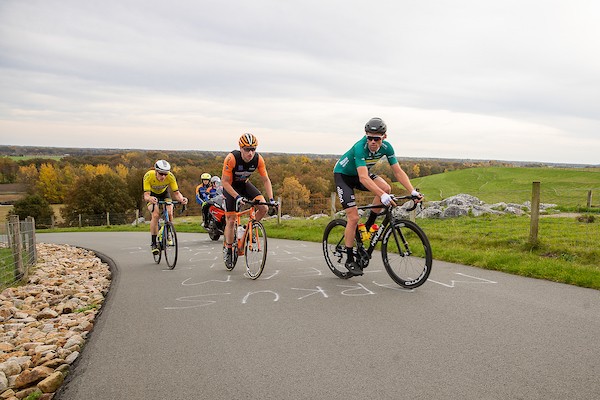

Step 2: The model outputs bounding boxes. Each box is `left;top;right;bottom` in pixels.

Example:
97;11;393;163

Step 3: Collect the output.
381;219;432;288
163;222;178;270
245;221;267;279
322;219;353;279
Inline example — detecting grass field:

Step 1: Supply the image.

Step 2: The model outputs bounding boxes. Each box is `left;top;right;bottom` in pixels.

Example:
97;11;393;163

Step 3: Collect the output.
3;166;599;290
410;166;600;208
5;155;63;161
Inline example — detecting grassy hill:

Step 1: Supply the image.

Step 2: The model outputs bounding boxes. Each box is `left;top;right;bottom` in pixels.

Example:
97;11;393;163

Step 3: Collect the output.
409;167;600;208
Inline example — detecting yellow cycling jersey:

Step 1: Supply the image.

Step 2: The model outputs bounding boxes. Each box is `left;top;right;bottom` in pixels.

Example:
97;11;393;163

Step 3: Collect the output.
143;170;179;195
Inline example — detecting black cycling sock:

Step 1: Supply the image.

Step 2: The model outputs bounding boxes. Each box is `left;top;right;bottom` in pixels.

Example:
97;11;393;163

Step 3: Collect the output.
151;235;157;245
365;211;377;230
346;246;354;262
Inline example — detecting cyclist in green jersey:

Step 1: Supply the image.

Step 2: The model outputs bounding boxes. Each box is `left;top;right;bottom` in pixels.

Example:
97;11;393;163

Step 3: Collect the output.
333;117;423;276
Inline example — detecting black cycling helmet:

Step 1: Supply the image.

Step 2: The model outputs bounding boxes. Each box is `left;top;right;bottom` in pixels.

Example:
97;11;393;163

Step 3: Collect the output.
365;117;387;134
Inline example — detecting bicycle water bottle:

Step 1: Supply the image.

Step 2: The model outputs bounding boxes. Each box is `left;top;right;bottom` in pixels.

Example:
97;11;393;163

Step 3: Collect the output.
358;223;369;242
158;226;164;241
237;226;245;246
369;224;379;235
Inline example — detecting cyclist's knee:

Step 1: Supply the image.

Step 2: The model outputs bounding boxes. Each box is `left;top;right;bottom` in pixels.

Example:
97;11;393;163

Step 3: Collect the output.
345;207;359;223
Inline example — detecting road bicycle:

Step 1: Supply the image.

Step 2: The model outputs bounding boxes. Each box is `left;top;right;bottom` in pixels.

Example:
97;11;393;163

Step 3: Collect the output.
225;199;279;279
322;194;432;288
153;200;185;269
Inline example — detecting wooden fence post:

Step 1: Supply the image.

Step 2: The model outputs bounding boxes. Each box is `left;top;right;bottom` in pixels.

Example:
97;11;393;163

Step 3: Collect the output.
135;209;140;226
78;214;82;228
106;212;110;226
25;216;36;265
330;192;336;218
529;181;541;245
587;190;593;208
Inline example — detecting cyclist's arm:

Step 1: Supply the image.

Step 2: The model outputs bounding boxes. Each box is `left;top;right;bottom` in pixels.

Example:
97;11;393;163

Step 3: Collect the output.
221;153;239;198
144;191;158;204
390;163;416;193
257;156;274;200
172;190;188;205
357;166;386;197
259;174;274;200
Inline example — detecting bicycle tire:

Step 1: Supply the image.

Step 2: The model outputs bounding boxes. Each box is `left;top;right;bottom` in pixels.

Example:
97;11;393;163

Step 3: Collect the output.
225;229;238;271
322;219;353;279
381;219;432;288
245;221;267;279
163;222;178;270
153;242;162;264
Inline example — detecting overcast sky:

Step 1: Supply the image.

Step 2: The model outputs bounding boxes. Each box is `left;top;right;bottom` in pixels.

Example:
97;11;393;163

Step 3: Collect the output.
1;0;599;164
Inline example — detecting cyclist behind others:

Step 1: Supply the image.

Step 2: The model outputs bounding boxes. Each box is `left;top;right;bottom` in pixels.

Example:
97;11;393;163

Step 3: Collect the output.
143;160;189;254
334;117;423;276
195;173;212;205
201;176;224;228
221;133;276;268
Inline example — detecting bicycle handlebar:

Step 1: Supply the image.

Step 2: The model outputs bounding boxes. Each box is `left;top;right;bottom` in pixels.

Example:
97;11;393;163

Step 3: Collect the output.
244;199;279;207
391;194;422;211
156;200;187;213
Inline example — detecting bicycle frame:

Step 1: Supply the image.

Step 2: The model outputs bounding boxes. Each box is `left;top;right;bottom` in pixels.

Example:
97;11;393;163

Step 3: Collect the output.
353;196;420;267
225;199;278;279
233;206;258;255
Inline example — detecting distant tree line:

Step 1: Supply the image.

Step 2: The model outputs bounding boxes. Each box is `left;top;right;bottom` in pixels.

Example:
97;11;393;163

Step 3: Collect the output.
1;150;515;223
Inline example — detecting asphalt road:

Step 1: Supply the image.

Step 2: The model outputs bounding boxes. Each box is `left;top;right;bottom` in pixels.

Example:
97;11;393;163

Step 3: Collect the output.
38;232;600;400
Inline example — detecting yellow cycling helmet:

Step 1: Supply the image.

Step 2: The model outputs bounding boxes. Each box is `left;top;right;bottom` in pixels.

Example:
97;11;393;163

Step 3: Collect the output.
239;133;258;148
201;173;211;180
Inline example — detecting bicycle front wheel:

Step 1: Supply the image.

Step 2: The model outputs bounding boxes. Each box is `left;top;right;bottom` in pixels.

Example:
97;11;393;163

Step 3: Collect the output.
322;219;353;279
381;219;432;288
245;221;267;279
153;243;162;264
163;222;178;270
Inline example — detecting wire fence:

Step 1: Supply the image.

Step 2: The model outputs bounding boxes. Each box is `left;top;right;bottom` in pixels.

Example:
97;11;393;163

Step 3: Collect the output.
1;216;36;289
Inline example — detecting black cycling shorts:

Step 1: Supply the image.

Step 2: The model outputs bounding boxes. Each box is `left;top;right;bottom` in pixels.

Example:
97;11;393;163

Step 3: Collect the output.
334;172;378;209
224;181;262;212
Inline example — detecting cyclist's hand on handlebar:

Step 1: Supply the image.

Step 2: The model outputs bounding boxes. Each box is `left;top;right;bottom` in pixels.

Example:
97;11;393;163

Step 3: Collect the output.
380;193;393;206
150;196;158;204
181;197;189;205
411;190;424;202
269;198;279;208
235;196;248;211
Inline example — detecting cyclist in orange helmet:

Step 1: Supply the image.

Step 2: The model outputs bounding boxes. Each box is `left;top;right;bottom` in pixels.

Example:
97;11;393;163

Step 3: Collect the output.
220;133;276;268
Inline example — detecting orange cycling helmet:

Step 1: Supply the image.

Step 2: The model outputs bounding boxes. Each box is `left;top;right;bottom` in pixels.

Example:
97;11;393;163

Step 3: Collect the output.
239;133;258;148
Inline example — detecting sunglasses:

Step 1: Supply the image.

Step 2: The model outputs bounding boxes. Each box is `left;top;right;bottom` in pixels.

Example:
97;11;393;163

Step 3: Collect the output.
366;136;382;142
157;172;168;176
242;147;256;152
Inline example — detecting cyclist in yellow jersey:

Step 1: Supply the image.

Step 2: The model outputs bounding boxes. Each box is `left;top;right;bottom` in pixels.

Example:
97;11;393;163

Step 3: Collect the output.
143;160;188;254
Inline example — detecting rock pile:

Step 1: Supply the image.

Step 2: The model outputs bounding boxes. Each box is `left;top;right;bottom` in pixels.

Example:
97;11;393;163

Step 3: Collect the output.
394;194;558;219
0;243;111;399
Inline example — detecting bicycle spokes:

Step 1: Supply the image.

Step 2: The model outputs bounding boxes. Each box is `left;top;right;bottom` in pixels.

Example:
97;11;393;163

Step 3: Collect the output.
382;221;432;288
245;221;267;279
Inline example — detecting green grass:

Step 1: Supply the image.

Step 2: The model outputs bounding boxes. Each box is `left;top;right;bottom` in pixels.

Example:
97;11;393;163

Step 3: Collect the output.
265;215;599;290
410;166;600;208
5;155;63;161
1;248;15;286
35;213;600;290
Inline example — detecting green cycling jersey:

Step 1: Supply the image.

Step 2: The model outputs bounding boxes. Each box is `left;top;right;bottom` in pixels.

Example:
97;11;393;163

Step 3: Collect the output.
333;136;398;175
